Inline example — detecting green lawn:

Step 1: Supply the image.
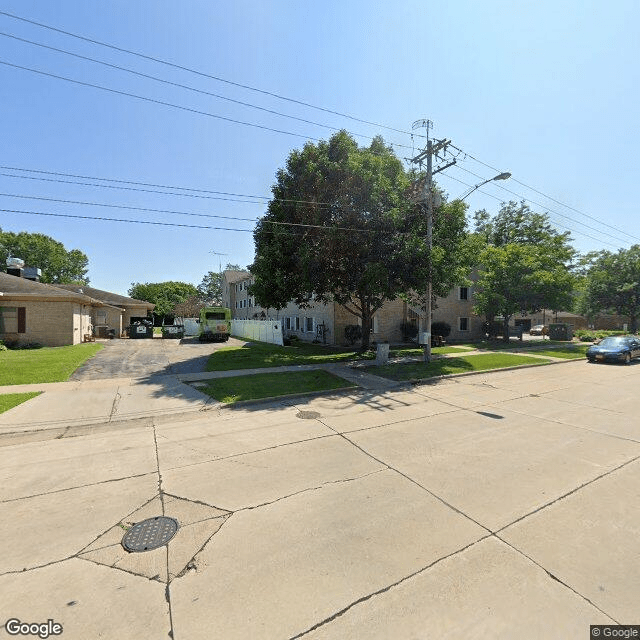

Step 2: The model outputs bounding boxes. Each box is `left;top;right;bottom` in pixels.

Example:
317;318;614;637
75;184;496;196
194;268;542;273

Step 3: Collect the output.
523;345;589;359
390;345;475;357
368;353;551;381
0;392;41;413
198;370;354;404
0;344;104;386
207;340;374;371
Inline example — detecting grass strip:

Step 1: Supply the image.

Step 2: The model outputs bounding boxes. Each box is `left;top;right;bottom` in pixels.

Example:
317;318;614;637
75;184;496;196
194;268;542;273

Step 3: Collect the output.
369;353;551;381
0;344;103;386
524;345;589;359
0;391;41;414
198;369;354;404
207;340;374;371
390;345;475;357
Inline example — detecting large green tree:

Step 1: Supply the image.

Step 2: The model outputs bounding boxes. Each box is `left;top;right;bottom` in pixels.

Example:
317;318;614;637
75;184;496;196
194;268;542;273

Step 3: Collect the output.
0;228;89;283
128;281;199;322
578;245;640;332
197;263;243;305
472;201;576;341
250;131;473;349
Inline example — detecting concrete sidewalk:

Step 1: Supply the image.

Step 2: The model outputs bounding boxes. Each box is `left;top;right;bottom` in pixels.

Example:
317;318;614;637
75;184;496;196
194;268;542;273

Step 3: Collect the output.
1;359;639;638
0;345;582;435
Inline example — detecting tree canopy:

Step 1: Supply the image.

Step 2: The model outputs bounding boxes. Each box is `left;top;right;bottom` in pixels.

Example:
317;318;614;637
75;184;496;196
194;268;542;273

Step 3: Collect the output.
250;130;473;348
577;245;640;332
472;201;576;340
197;263;243;305
128;281;199;321
0;228;89;284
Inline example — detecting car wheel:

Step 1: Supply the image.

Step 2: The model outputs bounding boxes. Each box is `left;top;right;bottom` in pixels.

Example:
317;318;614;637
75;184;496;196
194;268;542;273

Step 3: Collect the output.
624;352;631;365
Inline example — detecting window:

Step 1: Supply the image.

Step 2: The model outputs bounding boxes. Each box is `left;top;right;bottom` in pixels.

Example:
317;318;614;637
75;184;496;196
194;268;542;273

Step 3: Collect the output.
0;307;18;333
294;316;300;331
305;317;314;333
459;287;469;301
0;307;25;333
285;317;291;330
459;317;469;331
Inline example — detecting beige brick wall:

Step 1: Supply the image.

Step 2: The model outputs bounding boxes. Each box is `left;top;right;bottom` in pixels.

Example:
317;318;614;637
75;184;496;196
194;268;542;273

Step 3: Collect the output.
278;299;335;344
433;285;484;341
0;300;80;347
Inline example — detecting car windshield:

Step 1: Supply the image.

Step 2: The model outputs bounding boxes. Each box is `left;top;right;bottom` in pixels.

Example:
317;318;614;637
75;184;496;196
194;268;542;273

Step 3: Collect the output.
598;337;629;348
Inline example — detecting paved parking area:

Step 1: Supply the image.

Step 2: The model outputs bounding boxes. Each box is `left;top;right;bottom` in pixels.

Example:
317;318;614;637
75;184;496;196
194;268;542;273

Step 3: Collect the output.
70;336;247;380
1;359;639;638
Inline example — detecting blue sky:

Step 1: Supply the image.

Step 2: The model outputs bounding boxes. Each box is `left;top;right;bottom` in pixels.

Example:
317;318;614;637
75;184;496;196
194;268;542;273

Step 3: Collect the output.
1;0;638;295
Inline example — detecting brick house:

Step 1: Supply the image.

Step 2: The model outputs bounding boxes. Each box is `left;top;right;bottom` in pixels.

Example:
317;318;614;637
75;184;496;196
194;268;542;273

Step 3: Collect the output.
0;272;155;347
222;270;485;345
54;284;155;336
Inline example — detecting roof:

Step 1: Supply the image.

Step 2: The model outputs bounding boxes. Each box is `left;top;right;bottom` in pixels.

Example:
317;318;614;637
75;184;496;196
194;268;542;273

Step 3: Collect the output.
224;270;251;284
0;272;98;303
53;284;155;310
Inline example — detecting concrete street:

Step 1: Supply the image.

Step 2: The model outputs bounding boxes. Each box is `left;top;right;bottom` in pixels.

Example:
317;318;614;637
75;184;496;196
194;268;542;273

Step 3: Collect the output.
0;352;639;639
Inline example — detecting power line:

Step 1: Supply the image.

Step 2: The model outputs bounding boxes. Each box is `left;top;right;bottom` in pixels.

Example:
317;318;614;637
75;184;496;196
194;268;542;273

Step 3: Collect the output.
449;164;640;245
440;171;622;249
0;9;425;141
0;30;384;145
0;199;380;234
449;142;637;242
0;59;326;143
0;164;335;207
0;10;628;240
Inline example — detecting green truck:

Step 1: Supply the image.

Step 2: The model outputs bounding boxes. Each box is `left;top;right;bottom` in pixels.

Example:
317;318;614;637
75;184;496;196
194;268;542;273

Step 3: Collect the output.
198;307;231;342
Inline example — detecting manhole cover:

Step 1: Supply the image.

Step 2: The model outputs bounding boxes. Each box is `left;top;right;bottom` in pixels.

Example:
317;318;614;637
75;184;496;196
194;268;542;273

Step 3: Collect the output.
122;516;179;553
297;411;321;420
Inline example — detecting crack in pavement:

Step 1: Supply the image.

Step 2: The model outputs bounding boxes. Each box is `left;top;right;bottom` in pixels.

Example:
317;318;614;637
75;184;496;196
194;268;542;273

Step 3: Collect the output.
289;534;494;639
0;471;157;504
495;535;619;624
233;469;388;514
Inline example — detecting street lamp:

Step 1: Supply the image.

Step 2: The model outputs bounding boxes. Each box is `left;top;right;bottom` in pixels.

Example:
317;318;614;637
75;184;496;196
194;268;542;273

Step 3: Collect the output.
458;172;511;201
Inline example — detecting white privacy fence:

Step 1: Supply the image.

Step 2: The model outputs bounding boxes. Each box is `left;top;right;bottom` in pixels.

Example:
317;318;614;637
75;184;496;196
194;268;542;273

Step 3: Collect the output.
232;319;284;346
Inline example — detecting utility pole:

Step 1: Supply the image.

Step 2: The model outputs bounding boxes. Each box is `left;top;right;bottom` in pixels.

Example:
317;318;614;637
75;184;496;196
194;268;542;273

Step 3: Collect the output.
408;120;457;362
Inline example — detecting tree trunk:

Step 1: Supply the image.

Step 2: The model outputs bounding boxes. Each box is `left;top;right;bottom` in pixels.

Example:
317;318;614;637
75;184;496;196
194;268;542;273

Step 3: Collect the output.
630;313;638;334
502;316;510;343
361;299;371;350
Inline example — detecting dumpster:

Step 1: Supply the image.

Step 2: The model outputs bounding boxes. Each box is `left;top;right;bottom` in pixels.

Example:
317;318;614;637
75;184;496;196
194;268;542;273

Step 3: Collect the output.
548;323;573;341
129;317;154;339
162;324;185;339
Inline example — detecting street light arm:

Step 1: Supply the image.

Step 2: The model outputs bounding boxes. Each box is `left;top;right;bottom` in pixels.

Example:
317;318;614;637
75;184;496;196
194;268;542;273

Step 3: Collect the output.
457;171;511;201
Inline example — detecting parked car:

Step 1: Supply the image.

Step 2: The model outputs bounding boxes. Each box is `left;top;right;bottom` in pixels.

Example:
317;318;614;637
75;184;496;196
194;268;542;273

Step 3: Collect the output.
586;336;640;364
529;324;548;336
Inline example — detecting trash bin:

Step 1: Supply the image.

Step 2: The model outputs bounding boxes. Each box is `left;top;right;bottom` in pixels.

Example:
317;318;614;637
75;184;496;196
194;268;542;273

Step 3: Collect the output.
129;317;154;339
161;324;185;339
548;323;573;341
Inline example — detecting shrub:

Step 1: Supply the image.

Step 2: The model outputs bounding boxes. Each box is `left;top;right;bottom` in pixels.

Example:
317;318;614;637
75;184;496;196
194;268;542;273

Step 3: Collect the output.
0;341;7;351
344;324;362;345
431;321;452;338
575;329;629;342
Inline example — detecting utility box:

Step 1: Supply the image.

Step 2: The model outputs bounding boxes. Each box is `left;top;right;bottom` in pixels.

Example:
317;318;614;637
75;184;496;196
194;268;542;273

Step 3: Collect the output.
375;342;390;365
418;332;431;346
548;323;573;341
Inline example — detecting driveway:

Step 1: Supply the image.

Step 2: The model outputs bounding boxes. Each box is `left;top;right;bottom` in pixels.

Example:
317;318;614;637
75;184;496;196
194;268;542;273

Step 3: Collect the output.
69;336;247;380
1;359;639;638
